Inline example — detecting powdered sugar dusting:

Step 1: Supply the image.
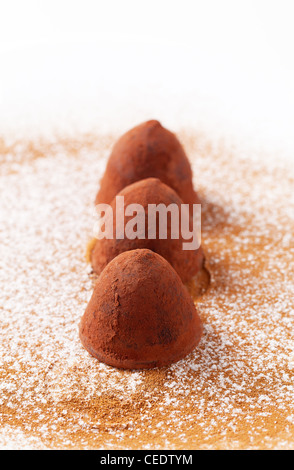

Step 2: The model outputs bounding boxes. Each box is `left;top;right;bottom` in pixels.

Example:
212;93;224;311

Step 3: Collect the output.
0;131;293;449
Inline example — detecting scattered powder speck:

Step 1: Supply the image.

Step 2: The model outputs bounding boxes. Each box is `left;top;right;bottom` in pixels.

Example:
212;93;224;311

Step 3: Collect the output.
0;131;294;449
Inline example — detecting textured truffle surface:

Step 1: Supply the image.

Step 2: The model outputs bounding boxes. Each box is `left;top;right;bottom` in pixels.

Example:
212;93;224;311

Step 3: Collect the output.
91;178;204;283
95;120;200;206
80;249;203;369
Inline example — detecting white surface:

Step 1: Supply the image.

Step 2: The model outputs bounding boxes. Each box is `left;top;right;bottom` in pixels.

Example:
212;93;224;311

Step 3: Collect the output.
1;0;294;157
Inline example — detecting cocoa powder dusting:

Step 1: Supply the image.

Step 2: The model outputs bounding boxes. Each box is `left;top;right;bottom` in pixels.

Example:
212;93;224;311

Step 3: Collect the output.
0;130;294;449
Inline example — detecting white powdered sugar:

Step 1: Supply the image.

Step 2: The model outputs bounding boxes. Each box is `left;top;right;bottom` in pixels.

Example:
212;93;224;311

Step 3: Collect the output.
0;131;293;449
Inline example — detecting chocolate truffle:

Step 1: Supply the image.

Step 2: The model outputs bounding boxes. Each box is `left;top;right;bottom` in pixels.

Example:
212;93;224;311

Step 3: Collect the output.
91;178;204;283
79;249;203;369
95;120;200;207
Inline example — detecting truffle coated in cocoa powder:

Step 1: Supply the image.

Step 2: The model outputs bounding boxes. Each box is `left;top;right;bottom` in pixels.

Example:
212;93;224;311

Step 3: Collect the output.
91;177;204;283
79;249;203;369
95;120;200;207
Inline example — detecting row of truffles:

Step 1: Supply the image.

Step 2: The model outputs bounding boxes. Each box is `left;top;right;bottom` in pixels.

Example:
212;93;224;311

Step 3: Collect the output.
79;120;205;369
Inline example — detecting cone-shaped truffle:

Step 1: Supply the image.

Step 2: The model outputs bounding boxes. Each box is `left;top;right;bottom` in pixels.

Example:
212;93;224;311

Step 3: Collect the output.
80;249;203;369
95;120;200;207
91;178;204;283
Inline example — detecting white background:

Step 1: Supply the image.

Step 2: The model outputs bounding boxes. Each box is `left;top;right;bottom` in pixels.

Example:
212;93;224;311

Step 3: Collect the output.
1;0;294;156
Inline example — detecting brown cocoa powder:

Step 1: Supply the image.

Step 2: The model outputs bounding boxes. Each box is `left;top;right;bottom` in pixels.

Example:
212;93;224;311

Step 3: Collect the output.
0;130;293;449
